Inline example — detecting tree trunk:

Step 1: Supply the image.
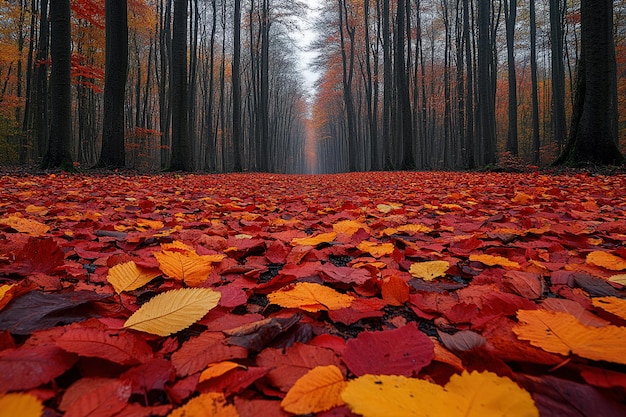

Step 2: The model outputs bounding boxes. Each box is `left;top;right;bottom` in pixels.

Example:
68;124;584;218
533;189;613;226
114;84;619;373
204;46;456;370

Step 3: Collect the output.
35;0;49;160
169;0;191;171
232;0;243;171
396;0;414;170
504;0;518;155
530;0;541;163
99;0;128;168
554;0;623;165
477;0;496;165
41;0;73;170
549;0;566;150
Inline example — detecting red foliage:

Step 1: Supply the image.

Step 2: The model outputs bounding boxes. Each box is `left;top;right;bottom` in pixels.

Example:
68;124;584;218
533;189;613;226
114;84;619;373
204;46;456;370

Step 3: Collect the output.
0;171;625;415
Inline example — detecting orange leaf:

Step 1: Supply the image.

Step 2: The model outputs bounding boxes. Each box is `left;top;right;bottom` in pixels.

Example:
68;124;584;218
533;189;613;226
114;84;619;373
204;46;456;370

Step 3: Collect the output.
291;232;337;246
267;282;353;312
397;224;433;234
333;220;370;236
280;365;346;414
381;275;410;306
357;241;394;258
513;309;626;365
168;392;238;417
592;297;626;320
511;192;534;204
0;393;43;417
0;215;49;236
469;254;520;269
107;261;161;293
586;251;626;271
154;250;224;286
199;361;246;383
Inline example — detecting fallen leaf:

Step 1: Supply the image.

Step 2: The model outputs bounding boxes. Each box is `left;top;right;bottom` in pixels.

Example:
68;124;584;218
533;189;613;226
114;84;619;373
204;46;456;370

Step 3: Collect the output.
280;365;346;414
155;250;224;286
0;393;43;417
592;297;626;320
107;261;161;293
608;274;626;285
586;251;626;271
124;288;221;336
291;232;337;246
409;261;450;281
357;241;394;258
381;275;410;306
438;330;486;352
168;392;239;417
0;345;77;391
171;331;247;377
341;323;434;376
267;282;353;312
333;220;369;236
341;370;538;417
0;215;49;236
199;361;246;383
470;254;521;269
60;377;131;417
513;309;626;365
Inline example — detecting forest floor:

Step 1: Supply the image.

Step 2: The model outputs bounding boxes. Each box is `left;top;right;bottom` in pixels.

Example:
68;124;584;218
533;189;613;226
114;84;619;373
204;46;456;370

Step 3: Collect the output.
0;170;625;416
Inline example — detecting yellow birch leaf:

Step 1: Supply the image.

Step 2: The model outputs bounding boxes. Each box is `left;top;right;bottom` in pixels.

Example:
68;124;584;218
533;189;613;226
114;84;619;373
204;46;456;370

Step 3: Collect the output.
592;297;626;320
333;220;369;236
291;232;337;246
609;274;626;286
199;361;246;383
107;261;161;293
168;392;238;417
357;241;395;258
376;203;402;213
154;250;224;286
0;215;49;236
124;288;221;336
469;254;520;269
409;261;450;281
513;309;626;365
281;365;346;415
341;371;537;417
586;251;626;271
0;393;44;417
267;282;353;312
397;224;433;234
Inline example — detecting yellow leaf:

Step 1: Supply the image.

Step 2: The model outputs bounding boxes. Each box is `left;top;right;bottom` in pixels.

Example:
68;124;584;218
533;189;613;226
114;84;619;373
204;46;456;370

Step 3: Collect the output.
107;261;161;293
0;393;44;417
291;232;337;246
0;284;15;303
341;371;537;417
469;254;520;269
25;205;48;216
609;274;626;286
409;261;450;281
357;241;394;258
333;220;369;236
586;251;626;271
267;282;353;312
199;361;246;383
124;288;221;336
513;309;626;365
281;365;346;414
155;250;224;286
0;215;49;236
397;224;432;234
376;203;402;213
168;392;238;417
592;297;626;320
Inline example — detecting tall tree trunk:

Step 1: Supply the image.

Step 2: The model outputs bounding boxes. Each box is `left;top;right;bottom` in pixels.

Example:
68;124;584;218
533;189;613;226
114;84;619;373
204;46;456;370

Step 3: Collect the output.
549;0;566;151
530;0;541;163
396;0;414;169
41;0;73;170
35;0;49;160
477;0;496;165
462;0;474;168
204;0;217;171
381;0;392;169
99;0;128;168
338;0;358;171
259;0;270;171
232;0;243;171
554;0;623;165
169;0;191;171
504;0;518;155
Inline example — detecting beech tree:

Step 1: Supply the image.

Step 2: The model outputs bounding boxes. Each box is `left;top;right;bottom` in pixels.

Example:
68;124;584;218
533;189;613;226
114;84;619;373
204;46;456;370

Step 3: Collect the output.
555;0;624;165
98;0;128;168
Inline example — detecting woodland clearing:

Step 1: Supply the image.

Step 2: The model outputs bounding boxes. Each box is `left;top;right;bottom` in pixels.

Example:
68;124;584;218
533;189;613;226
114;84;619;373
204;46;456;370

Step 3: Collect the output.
0;171;625;416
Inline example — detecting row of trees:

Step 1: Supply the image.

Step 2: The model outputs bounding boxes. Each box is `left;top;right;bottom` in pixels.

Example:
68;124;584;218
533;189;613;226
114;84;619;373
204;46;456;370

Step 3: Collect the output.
0;0;310;172
0;0;624;172
311;0;625;173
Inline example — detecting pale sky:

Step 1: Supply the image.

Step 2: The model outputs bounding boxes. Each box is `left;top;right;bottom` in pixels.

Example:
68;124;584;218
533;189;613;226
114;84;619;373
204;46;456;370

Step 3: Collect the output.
294;0;323;97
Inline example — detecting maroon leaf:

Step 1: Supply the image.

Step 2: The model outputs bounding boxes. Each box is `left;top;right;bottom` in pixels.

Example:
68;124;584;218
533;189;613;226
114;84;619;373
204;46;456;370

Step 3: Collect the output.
171;331;247;377
0;345;77;391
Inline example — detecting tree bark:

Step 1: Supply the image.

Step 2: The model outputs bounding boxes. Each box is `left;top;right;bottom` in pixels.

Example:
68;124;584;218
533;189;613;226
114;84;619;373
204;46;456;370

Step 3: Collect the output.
232;0;243;171
504;0;518;155
99;0;128;168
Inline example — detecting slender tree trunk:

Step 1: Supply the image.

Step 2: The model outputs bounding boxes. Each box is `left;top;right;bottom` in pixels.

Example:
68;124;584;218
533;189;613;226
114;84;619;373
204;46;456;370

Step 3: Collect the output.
530;0;541;163
477;0;496;165
169;0;190;171
35;0;49;160
99;0;128;168
338;0;358;171
204;0;217;171
549;0;566;151
41;0;73;170
396;0;414;169
232;0;243;171
504;0;518;155
382;0;392;169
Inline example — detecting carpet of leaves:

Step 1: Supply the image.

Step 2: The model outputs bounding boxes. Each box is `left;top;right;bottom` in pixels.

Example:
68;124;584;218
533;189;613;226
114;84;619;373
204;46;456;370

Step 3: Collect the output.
1;171;626;416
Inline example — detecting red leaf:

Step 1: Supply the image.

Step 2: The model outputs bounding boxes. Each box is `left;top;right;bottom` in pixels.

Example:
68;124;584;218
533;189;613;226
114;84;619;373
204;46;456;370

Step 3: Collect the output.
120;358;175;393
341;322;434;377
56;327;153;365
171;331;247;377
0;345;77;391
198;366;271;395
60;378;131;417
0;237;64;275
